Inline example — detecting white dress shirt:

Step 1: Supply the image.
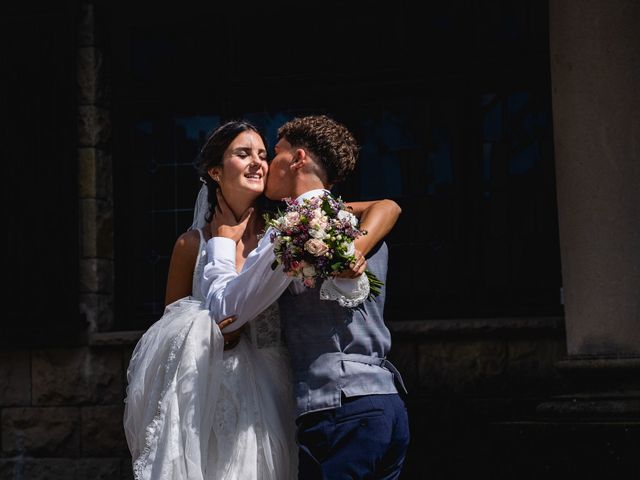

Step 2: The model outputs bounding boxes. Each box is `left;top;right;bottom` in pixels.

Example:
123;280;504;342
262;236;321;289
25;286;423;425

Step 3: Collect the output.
202;189;361;332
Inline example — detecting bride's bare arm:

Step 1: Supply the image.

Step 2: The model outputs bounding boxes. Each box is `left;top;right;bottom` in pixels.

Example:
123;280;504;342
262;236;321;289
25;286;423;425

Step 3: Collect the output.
165;230;200;305
345;199;402;256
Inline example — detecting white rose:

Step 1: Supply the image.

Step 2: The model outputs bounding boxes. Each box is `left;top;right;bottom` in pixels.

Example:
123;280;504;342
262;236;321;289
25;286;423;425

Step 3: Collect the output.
309;228;327;239
309;217;328;231
345;242;355;256
302;264;316;277
338;210;358;227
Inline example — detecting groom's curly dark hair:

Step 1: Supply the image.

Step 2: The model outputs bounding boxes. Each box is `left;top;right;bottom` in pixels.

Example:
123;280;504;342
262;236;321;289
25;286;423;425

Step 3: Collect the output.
277;115;359;185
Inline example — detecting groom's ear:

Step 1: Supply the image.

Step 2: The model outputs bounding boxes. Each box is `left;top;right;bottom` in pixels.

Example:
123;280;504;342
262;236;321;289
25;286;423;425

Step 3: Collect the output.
290;148;307;171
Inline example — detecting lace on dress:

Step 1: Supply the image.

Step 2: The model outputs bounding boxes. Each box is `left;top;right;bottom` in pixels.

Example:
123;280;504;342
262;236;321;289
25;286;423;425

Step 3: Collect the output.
192;229;284;350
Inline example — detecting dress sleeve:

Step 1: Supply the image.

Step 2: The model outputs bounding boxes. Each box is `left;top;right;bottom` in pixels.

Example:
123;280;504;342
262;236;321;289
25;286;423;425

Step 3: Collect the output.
201;229;292;332
202;228;366;332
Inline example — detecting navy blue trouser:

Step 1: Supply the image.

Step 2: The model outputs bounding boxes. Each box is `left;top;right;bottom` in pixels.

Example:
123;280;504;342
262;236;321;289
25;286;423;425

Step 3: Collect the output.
296;393;410;479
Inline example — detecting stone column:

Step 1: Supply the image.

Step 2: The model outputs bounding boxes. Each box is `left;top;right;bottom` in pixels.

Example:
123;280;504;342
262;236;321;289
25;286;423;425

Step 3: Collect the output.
547;0;640;412
77;3;114;331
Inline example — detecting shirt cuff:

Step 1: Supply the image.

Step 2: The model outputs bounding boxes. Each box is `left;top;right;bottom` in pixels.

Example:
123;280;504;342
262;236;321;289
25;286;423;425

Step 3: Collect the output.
320;275;370;308
330;277;359;293
206;237;236;262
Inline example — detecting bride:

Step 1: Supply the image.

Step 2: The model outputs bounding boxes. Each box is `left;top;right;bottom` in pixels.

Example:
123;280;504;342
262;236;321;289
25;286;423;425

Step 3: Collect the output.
123;120;400;479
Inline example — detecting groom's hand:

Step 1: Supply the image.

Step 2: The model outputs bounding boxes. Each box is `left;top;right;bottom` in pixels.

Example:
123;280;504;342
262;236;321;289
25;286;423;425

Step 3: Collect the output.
335;249;367;278
213;189;253;243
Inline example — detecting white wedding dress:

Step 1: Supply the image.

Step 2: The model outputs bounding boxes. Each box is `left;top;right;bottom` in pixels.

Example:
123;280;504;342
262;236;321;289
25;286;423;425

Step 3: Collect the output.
123;228;298;480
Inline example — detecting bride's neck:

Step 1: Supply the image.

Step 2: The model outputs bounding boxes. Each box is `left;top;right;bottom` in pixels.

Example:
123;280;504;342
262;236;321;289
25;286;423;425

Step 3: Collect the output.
226;193;259;223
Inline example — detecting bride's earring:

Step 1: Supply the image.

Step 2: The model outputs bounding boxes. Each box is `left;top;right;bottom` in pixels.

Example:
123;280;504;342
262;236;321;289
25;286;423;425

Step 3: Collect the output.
209;168;222;183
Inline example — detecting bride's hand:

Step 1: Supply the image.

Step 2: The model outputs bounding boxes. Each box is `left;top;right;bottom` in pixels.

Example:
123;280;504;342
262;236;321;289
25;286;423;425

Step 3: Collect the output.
218;315;244;350
213;189;253;243
334;249;367;278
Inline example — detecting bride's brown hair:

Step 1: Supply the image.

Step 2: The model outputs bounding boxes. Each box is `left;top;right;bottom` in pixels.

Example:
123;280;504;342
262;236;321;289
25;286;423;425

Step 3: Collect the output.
198;120;269;223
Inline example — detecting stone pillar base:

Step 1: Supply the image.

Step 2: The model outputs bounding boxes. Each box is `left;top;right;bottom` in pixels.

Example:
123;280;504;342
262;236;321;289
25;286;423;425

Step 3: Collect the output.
537;356;640;419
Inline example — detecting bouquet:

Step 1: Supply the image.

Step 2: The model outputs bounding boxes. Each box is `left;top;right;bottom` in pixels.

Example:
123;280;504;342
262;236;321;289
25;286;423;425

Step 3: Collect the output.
264;192;383;298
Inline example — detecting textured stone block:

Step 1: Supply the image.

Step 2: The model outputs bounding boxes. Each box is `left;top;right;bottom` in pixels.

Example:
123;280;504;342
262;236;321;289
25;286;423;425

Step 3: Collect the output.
121;457;134;480
77;47;106;105
80;198;114;259
387;338;419;394
17;459;76;480
79;293;115;332
77;458;122;479
2;407;80;456
78;3;96;47
0;458;122;480
417;339;507;394
506;337;567;392
32;348;121;405
81;405;129;456
0;350;30;406
78;105;111;147
0;459;15;479
80;258;114;294
78;148;113;199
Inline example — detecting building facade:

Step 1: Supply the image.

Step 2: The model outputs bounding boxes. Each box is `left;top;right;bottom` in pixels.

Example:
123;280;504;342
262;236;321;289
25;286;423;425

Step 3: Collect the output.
1;1;638;478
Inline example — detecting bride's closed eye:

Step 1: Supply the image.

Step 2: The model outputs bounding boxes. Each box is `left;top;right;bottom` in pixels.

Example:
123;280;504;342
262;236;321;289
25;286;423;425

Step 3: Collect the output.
233;149;268;162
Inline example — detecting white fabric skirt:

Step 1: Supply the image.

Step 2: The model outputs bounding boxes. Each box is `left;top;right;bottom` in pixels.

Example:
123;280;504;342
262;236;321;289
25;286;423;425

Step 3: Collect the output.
123;297;297;480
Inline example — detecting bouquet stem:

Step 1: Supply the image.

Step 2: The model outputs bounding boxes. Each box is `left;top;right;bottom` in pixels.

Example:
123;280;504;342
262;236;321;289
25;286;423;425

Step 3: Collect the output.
365;270;383;299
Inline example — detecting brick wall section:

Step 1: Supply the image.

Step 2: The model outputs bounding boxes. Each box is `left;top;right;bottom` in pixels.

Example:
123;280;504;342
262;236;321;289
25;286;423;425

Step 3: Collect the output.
0;346;133;480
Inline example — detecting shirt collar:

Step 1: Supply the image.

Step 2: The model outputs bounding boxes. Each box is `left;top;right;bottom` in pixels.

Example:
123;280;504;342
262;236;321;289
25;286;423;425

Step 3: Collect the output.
294;188;331;203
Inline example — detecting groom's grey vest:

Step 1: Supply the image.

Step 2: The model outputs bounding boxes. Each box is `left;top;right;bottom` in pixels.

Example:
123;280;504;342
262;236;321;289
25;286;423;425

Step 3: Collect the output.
278;241;406;418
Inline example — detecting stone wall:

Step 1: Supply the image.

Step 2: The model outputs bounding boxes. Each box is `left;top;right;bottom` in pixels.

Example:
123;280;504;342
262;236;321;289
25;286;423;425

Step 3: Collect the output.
0;343;134;479
388;318;570;477
1;319;568;479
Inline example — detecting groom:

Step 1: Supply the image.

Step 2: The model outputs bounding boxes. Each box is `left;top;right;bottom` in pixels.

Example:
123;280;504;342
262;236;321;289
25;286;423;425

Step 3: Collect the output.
202;115;409;479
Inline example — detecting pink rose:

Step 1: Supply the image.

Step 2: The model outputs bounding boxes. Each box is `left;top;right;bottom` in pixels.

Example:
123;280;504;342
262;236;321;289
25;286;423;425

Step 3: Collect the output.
304;238;329;256
283;211;300;228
